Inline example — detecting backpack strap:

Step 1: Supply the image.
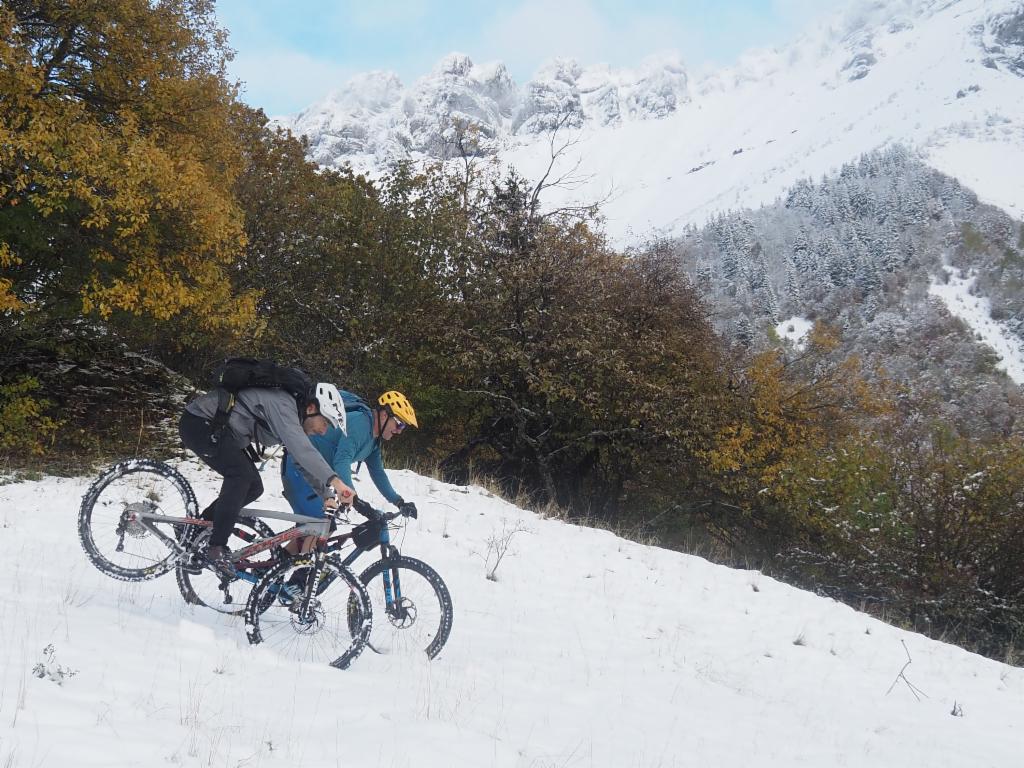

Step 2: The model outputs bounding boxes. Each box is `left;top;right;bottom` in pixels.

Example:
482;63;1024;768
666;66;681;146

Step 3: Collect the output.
209;388;273;459
209;388;235;444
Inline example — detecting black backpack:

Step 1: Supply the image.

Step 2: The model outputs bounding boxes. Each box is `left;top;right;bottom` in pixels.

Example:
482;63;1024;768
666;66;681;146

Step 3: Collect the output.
209;358;314;444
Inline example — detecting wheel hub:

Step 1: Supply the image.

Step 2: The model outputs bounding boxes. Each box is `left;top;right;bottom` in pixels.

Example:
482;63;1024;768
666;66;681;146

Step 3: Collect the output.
122;501;158;538
290;601;325;633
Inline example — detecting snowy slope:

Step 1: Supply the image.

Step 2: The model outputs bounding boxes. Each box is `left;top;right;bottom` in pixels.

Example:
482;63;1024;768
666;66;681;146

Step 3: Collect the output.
929;265;1024;383
502;0;1024;243
280;0;1024;245
2;461;1023;767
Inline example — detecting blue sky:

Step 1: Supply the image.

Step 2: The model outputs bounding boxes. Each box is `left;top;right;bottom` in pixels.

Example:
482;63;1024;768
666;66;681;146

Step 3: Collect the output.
214;0;849;116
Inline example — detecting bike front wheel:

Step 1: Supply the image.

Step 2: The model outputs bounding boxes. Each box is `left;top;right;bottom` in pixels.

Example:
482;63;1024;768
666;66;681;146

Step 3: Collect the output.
79;459;197;581
244;555;372;670
354;555;453;660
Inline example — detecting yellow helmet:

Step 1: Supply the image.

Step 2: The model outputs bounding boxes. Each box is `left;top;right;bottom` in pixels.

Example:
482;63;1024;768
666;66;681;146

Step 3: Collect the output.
378;390;418;428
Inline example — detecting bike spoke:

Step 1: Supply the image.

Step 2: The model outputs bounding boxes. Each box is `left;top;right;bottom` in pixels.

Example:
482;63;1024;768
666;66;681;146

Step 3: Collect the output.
80;461;197;582
246;560;369;667
176;517;272;616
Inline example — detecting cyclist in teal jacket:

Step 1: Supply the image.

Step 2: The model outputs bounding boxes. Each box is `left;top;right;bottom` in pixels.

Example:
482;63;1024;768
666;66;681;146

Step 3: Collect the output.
281;390;418;525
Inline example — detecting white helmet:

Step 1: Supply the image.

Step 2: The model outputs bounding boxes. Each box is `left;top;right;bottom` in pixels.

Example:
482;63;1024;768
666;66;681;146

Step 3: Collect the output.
315;383;347;434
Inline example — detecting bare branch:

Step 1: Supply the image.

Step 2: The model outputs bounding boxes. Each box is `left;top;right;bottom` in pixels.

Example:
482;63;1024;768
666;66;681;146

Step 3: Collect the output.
545;428;644;459
530;112;591;216
886;640;928;700
454;388;543;420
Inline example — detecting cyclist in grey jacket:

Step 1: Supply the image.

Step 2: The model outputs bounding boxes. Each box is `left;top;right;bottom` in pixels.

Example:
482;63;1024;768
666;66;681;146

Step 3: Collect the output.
179;385;354;575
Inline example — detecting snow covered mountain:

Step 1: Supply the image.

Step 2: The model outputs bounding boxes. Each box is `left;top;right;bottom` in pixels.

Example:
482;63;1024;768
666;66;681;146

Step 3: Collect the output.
279;51;689;169
277;0;1024;243
3;462;1024;767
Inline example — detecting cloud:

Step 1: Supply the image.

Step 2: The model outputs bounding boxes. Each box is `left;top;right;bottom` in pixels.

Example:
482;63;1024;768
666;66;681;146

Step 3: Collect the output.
478;0;607;76
770;0;849;23
228;48;354;117
769;0;856;37
344;0;432;29
478;0;693;79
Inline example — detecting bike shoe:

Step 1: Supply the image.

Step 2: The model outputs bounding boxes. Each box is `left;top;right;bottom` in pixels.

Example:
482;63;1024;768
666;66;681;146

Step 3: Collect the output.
203;545;236;580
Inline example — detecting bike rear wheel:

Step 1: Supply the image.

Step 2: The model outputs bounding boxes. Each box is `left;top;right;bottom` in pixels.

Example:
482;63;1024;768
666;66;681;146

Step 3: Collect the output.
354;555;453;660
79;459;197;581
175;516;277;615
244;555;372;670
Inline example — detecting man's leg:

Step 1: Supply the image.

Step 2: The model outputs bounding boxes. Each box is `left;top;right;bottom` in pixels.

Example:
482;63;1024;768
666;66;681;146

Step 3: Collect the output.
208;452;263;547
281;453;324;554
179;412;263;547
178;413;221;543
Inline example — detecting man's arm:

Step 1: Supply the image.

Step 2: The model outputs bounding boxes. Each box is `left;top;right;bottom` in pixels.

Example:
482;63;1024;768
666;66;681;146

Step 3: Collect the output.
365;447;403;506
259;395;338;496
331;432;358;489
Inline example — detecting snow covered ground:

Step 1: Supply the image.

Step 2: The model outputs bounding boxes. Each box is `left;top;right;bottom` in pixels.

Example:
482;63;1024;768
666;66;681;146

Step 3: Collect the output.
929;265;1024;384
774;316;814;350
2;460;1023;767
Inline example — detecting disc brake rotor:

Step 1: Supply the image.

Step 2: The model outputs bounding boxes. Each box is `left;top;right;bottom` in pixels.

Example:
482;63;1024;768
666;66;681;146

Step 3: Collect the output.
290;601;325;634
388;597;417;629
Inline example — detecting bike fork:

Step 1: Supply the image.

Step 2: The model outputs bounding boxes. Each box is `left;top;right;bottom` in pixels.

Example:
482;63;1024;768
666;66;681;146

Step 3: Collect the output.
292;553;327;621
382;566;401;609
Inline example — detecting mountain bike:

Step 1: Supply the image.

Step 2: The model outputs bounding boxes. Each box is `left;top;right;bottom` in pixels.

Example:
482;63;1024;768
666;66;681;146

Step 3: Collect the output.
243;495;452;661
78;459;373;669
80;459;453;660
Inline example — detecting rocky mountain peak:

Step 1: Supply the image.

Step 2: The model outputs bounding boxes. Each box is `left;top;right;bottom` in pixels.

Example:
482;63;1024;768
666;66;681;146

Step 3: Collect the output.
280;51;697;168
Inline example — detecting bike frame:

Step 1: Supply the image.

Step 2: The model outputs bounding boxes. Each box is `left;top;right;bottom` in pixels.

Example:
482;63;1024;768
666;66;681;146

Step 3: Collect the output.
126;502;405;608
127;505;328;558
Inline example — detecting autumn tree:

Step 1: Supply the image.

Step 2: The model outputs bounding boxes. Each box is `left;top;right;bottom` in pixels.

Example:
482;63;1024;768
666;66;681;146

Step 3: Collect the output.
695;322;889;551
0;0;256;334
224;139;468;402
772;421;1024;654
427;173;729;519
0;0;258;460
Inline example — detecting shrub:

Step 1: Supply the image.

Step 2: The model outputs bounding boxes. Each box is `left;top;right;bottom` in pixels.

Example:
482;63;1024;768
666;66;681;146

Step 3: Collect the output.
771;424;1024;654
0;376;60;456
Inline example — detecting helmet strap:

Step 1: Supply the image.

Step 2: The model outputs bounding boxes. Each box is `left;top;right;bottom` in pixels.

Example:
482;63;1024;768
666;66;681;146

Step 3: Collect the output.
372;407;391;451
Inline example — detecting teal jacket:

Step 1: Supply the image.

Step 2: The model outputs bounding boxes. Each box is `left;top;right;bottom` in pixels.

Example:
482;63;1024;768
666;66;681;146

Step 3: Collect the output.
282;409;402;515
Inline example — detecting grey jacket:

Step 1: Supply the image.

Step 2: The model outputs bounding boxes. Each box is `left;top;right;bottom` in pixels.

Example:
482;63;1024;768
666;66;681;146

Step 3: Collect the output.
185;388;337;496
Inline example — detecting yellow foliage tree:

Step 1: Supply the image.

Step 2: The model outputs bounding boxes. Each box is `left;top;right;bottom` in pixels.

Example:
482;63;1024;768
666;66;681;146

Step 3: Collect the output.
0;0;256;334
704;322;889;498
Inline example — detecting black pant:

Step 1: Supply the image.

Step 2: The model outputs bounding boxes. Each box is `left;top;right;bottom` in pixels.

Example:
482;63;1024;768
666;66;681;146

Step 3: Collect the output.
179;412;264;547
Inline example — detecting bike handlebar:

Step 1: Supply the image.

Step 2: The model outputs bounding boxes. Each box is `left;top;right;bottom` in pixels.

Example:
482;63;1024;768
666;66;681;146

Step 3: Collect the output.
323;495;411;523
351;496;409;523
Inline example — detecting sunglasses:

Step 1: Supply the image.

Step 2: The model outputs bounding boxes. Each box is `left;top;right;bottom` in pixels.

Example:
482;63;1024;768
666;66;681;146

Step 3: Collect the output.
391;416;406;432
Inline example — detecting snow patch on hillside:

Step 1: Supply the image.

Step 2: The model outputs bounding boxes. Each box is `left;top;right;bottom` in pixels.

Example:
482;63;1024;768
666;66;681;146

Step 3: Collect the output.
928;265;1024;384
775;316;814;350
